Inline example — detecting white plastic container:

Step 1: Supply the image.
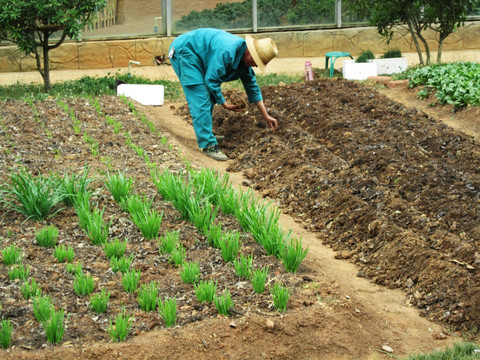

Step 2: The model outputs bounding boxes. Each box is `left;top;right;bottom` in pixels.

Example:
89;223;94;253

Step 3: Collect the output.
368;57;408;75
342;59;377;80
117;84;164;106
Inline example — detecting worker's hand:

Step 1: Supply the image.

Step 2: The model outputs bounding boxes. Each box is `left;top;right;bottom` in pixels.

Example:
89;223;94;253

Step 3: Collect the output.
264;115;278;130
222;102;244;112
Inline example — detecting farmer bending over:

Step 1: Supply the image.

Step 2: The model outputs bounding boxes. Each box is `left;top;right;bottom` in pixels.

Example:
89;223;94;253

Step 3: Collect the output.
168;28;279;161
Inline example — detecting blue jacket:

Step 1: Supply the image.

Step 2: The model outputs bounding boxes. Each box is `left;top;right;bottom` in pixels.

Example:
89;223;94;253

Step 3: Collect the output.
170;28;263;105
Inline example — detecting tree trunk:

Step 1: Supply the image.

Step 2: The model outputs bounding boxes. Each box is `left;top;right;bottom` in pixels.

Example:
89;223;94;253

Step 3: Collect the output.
417;32;431;65
43;43;51;91
407;19;425;66
437;33;448;63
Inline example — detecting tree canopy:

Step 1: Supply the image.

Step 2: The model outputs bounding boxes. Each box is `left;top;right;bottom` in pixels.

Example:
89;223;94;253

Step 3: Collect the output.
0;0;107;90
344;0;480;64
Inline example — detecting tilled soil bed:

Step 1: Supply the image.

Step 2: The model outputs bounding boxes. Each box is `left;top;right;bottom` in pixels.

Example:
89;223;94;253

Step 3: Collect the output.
0;96;307;352
205;78;480;331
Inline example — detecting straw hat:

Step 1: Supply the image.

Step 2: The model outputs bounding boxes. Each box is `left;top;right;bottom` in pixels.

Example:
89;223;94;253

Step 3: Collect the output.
245;35;278;72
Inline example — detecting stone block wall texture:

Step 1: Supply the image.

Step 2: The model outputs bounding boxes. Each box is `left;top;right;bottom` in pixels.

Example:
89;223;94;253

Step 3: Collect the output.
1;22;479;73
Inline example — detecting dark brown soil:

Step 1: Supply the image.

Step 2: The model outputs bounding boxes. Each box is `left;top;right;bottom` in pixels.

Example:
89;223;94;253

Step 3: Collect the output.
0;78;478;359
209;79;480;330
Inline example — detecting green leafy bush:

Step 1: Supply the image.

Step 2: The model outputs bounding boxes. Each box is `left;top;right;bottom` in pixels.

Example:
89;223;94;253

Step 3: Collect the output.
381;48;402;58
356;50;375;63
408;62;480;108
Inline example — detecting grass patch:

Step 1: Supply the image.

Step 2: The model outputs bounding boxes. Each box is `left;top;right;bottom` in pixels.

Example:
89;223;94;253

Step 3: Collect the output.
406;341;480;360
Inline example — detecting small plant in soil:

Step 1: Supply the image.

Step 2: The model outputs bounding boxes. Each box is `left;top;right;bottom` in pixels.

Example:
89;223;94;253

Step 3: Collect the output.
169;245;186;267
170;182;197;221
158;296;177;328
194;280;217;303
35;224;59;247
246;206;285;257
1;244;23;265
214;289;234;316
130;207;163;240
66;262;83;275
103;238;127;259
251;266;269;294
74;191;93;229
53;244;75;263
0;318;13;349
137;281;159;312
73;272;95;296
187;197;218;232
33;294;54;322
280;238;309;273
219;186;240;216
218;231;241;263
104;171;135;204
110;254;134;274
108;308;133;342
233;254;253;279
122;193;152;214
270;283;290;312
59;166;93;207
190;168;228;205
179;262;200;284
89;289;110;314
126;194;163;239
83;207;111;245
151;168;184;202
42;308;65;344
204;223;222;248
158;230;179;254
8;264;29;281
20;278;41;299
1;168;64;221
122;269;141;293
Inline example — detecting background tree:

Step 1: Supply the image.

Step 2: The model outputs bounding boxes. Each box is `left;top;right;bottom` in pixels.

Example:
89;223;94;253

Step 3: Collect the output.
424;0;473;63
344;0;480;65
0;0;107;91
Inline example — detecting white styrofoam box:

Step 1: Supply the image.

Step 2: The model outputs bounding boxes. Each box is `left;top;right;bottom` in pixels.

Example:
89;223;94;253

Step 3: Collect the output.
368;57;408;75
342;59;377;80
117;84;164;106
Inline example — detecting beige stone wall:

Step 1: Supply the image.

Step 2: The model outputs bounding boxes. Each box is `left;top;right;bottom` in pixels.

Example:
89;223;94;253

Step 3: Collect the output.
1;22;479;73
